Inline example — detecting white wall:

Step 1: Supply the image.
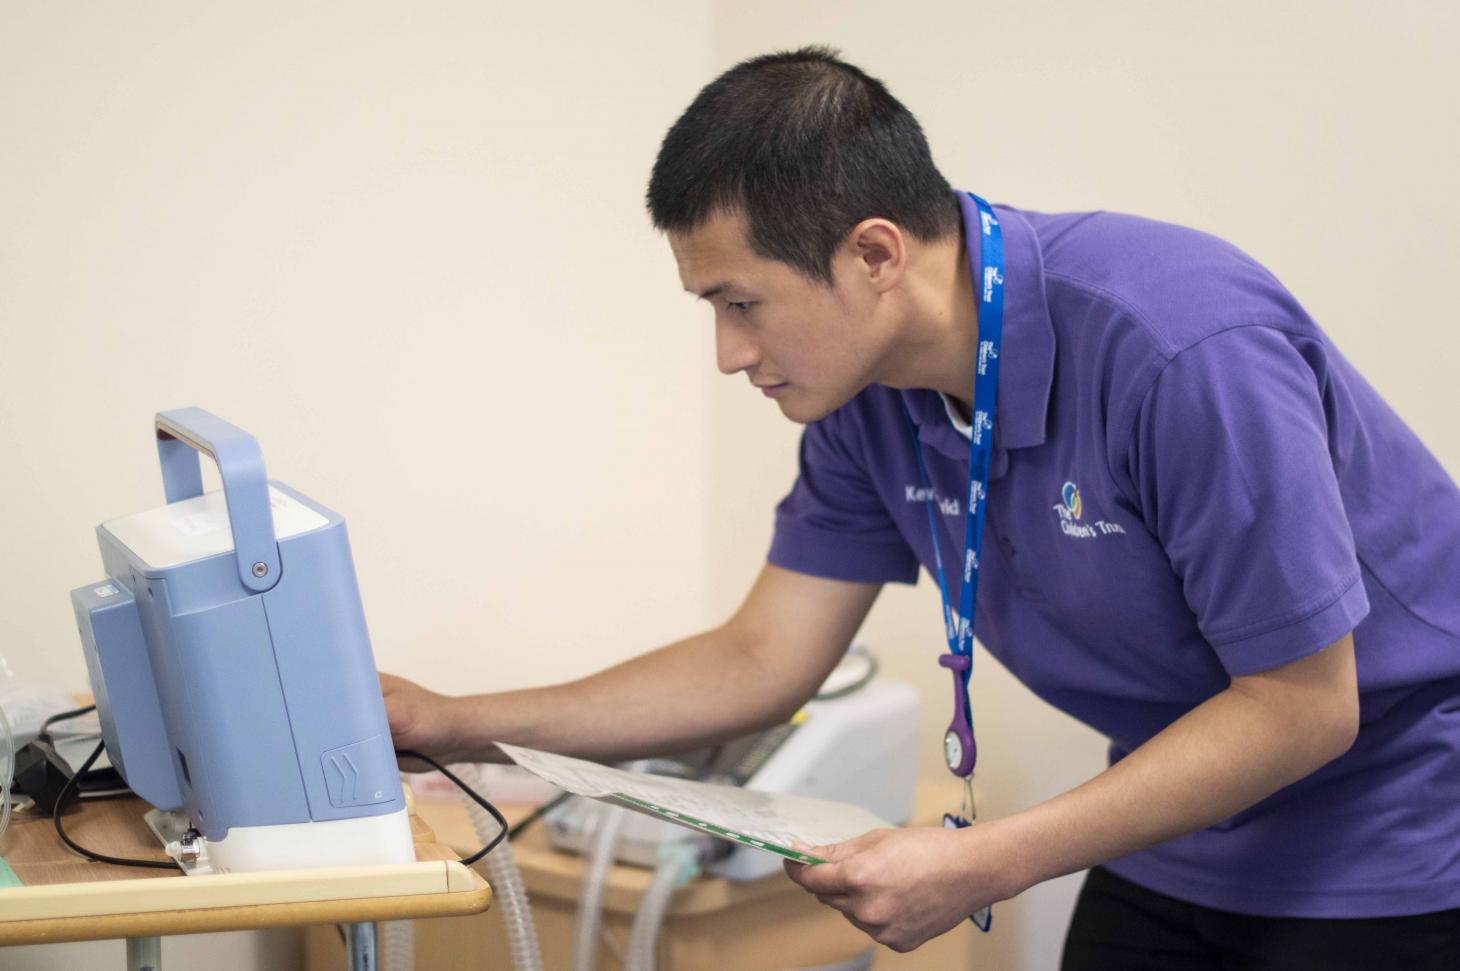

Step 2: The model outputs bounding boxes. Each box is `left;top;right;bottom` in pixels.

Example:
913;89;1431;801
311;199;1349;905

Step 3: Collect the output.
0;2;710;968
0;0;714;695
2;3;1456;970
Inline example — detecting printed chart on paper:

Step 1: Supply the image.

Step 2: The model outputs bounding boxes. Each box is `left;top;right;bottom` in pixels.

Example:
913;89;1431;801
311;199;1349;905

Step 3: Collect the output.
497;742;892;865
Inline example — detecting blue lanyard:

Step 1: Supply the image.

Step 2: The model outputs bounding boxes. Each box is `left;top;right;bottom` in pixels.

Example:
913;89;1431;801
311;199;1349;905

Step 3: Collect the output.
900;192;1004;781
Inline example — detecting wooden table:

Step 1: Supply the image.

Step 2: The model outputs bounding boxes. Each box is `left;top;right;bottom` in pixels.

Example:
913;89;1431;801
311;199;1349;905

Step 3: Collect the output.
0;796;492;970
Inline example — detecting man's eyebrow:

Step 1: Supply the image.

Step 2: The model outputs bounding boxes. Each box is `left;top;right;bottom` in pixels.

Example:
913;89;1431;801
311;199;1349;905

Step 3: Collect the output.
687;282;733;300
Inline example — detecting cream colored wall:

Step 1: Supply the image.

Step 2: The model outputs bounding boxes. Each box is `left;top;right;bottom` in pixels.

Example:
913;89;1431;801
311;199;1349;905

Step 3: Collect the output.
2;2;1456;970
0;2;709;968
705;3;1459;970
0;0;713;695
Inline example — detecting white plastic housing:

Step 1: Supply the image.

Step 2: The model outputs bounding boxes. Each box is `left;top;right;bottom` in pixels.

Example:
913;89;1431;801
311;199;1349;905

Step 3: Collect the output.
183;807;416;875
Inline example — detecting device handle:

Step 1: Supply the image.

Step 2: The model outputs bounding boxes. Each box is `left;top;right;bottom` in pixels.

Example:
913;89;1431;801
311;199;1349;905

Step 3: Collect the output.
155;407;280;592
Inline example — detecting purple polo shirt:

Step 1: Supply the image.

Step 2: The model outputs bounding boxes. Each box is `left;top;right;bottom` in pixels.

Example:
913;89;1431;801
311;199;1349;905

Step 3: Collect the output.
768;193;1460;918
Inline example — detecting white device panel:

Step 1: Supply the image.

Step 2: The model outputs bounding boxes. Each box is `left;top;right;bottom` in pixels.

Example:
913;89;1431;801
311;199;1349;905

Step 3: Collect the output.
102;486;328;569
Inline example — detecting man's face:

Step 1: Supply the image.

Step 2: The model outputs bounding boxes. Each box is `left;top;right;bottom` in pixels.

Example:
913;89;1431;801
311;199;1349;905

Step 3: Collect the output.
669;209;891;424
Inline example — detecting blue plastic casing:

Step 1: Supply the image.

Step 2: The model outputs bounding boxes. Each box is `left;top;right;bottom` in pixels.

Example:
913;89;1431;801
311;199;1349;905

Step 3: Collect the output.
70;408;404;844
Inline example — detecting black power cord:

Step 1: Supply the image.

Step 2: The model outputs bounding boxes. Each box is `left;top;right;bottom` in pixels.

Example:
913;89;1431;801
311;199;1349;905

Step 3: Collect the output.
508;790;571;840
53;740;177;870
395;749;511;866
814;644;879;701
50;732;514;870
15;704;124;814
39;704;97;739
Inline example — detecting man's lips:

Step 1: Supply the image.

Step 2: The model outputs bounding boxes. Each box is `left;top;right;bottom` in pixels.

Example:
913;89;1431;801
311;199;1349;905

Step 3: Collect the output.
755;381;790;399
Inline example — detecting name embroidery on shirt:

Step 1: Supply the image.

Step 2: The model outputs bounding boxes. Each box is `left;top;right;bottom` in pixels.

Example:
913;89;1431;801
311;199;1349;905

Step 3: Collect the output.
1053;481;1126;540
906;485;960;518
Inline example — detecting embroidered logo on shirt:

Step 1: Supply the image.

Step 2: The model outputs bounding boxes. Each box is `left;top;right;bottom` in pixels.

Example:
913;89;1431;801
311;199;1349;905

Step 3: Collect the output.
1053;481;1126;540
1061;482;1083;519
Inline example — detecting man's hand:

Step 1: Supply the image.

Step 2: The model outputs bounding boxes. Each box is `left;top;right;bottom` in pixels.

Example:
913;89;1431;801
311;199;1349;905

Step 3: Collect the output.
379;672;466;764
783;824;1022;953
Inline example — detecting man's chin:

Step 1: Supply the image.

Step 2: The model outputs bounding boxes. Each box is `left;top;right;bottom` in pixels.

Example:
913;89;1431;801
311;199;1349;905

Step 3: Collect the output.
773;390;842;425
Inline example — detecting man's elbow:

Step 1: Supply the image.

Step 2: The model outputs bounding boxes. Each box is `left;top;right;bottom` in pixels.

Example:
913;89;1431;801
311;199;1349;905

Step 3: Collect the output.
1317;692;1360;764
1317;636;1361;764
1246;632;1361;767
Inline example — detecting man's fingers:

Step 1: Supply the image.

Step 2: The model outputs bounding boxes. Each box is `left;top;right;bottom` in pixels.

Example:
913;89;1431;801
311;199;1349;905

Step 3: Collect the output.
809;828;889;864
786;859;850;894
843;912;881;939
815;892;854;915
789;840;837;861
783;830;890;889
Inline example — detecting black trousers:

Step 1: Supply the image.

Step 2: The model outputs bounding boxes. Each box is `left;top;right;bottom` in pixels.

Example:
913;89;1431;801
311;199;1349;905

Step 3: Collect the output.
1061;866;1460;971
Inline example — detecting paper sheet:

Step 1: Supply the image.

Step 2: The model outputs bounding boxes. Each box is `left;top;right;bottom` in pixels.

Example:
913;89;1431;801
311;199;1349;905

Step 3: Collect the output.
498;742;893;865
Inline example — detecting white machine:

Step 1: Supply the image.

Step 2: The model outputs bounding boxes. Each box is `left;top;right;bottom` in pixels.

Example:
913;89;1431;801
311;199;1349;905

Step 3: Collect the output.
544;661;920;882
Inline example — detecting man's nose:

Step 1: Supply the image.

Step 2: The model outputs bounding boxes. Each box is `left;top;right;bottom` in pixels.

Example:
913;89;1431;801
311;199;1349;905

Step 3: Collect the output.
715;316;760;376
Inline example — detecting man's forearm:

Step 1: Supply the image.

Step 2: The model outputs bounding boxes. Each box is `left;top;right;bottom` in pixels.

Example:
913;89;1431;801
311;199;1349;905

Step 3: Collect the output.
440;623;806;764
391;566;881;766
991;635;1359;895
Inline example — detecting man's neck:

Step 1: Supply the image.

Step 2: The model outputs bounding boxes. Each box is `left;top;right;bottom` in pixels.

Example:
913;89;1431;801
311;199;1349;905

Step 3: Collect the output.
881;231;979;412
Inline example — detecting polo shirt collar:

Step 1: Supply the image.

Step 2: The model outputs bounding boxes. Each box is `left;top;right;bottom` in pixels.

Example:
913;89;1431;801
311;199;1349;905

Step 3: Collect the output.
899;196;1056;476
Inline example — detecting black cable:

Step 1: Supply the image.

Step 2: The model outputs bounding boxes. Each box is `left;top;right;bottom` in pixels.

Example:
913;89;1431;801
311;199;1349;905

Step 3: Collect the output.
814;645;879;701
507;790;571;840
39;704;97;740
37;704;126;798
395;749;509;866
52;740;177;870
55;738;511;870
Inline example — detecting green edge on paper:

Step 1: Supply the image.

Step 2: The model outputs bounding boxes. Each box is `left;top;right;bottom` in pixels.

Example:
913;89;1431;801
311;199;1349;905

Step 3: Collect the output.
610;792;829;865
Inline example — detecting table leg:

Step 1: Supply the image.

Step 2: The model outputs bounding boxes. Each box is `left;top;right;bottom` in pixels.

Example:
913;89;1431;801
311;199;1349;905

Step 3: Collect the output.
126;936;161;971
345;922;377;971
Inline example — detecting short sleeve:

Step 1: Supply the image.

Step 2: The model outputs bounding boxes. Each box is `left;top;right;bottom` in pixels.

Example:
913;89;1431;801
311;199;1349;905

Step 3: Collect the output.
1129;326;1369;676
768;413;920;585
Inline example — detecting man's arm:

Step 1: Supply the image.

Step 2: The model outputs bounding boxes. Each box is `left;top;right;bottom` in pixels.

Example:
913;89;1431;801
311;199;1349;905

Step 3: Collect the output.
1004;631;1358;881
381;563;882;764
787;632;1359;952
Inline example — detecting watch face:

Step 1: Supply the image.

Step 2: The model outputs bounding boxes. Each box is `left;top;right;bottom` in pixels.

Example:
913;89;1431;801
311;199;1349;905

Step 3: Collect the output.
943;730;964;771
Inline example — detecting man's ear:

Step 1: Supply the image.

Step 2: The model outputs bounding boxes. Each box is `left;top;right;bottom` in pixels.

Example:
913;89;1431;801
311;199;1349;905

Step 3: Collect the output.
845;218;907;294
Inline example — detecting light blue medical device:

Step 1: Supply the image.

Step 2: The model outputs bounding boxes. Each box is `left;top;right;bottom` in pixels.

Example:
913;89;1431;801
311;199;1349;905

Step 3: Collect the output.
69;408;413;873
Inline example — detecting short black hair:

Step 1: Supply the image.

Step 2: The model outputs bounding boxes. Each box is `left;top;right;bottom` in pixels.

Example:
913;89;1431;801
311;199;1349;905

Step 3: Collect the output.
647;46;961;283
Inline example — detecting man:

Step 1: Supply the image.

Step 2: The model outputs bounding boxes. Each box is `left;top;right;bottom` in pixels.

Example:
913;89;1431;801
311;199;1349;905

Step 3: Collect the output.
383;48;1460;967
